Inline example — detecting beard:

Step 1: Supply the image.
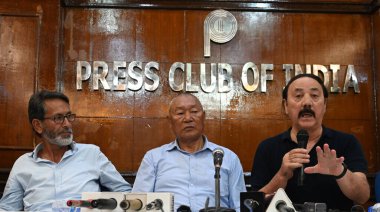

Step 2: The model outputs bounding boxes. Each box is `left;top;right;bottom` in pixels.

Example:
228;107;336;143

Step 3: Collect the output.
42;128;73;147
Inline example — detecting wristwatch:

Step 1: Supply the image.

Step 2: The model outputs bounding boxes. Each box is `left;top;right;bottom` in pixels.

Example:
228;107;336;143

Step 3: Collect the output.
334;163;348;179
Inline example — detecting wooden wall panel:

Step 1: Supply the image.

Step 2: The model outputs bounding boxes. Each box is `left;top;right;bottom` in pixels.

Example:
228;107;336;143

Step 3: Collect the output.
0;0;61;168
221;13;305;64
133;118;174;170
373;8;380;171
0;0;61;91
72;118;134;171
63;9;92;62
38;0;60;90
61;8;376;173
0;15;38;148
220;119;291;171
137;10;185;62
303;14;372;65
91;9;137;62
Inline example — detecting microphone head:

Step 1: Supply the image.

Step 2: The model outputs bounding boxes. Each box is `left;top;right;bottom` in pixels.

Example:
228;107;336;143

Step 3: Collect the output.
91;198;117;209
275;200;287;210
146;199;163;210
212;148;224;168
244;199;259;210
177;205;191;212
119;199;143;211
296;129;309;149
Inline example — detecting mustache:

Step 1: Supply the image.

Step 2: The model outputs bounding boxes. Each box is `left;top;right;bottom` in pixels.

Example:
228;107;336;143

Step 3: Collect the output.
62;127;73;133
298;107;315;118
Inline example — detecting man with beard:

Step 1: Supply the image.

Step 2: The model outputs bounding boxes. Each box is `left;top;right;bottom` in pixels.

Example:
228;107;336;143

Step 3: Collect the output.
0;90;131;211
250;74;369;211
132;93;246;212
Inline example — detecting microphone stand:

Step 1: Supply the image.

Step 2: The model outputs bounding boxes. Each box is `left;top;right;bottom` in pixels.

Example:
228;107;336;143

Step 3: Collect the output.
215;166;221;210
200;166;235;212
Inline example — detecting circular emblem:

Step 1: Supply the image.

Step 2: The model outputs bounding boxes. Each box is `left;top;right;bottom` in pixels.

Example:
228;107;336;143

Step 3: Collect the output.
205;9;237;43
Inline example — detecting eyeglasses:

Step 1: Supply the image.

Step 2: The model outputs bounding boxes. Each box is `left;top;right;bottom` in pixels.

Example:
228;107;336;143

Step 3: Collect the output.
43;113;76;124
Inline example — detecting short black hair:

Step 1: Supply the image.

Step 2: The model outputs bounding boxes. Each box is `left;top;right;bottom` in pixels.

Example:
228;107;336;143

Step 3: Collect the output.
282;74;328;100
28;90;70;123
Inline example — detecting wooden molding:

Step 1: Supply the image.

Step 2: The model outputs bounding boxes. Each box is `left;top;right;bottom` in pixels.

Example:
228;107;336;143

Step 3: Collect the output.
61;0;378;14
0;146;34;151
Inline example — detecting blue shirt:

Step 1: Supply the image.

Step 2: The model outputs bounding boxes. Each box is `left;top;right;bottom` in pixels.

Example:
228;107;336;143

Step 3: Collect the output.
132;137;246;212
0;142;132;211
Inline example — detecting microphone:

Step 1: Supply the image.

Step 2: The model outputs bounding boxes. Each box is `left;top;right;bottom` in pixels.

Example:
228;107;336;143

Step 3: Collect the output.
119;199;143;211
244;199;260;212
296;129;309;186
294;202;327;212
90;198;117;209
177;205;191;212
67;198;117;209
199;149;235;212
275;200;295;212
213;148;224;168
67;200;93;208
351;205;365;212
240;191;265;212
213;148;224;209
265;188;295;212
146;199;163;211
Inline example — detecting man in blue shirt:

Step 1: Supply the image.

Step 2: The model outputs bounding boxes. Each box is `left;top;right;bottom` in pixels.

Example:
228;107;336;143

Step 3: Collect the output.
0;90;132;211
132;93;246;212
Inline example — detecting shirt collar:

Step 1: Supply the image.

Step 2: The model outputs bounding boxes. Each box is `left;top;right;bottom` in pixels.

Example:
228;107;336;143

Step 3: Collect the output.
28;141;78;160
165;136;215;153
281;125;331;143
